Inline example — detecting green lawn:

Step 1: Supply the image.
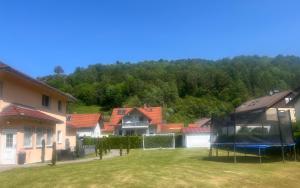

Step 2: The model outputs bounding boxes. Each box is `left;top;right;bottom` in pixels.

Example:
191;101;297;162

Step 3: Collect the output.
1;149;300;188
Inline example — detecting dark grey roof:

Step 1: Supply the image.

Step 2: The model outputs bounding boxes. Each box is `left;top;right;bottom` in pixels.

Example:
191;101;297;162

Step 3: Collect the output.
235;91;292;113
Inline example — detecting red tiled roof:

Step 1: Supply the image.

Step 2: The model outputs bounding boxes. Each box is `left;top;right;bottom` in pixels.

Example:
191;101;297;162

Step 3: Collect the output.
188;124;199;128
101;122;114;133
160;123;184;133
0;104;62;123
67;113;101;128
110;107;163;125
182;127;210;134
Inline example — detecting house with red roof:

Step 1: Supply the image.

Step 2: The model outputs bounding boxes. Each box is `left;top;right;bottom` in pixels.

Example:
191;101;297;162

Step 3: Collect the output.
159;123;184;133
180;118;212;148
0;62;76;164
67;113;104;138
182;126;211;148
109;106;163;135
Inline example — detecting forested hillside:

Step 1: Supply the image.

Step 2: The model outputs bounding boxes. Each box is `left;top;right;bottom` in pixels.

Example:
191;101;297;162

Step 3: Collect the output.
39;55;300;124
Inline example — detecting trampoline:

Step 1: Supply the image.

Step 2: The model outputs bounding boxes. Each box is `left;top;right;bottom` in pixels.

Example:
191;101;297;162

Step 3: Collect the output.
210;108;297;163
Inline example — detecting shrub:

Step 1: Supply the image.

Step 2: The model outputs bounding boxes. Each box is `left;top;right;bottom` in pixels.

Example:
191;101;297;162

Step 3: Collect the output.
83;135;183;150
119;143;123;156
41;139;45;163
52;142;57;165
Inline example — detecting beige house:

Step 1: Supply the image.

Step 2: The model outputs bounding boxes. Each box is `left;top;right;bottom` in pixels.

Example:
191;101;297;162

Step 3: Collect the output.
0;62;76;164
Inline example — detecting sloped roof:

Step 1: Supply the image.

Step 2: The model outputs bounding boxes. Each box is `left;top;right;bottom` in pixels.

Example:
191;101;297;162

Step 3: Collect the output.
110;107;163;125
160;123;184;133
67;113;101;128
0;104;62;123
0;62;76;101
189;118;211;127
182;127;210;134
235;91;292;113
101;122;114;133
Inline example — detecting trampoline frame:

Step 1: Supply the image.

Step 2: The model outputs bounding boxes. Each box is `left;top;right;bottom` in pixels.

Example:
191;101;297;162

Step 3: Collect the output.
210;108;297;163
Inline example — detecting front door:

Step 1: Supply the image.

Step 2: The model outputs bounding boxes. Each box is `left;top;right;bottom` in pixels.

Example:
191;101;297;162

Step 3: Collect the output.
1;130;17;164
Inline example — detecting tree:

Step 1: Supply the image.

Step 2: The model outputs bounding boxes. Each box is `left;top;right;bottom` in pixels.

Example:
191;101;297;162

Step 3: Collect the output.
39;55;300;123
54;66;64;75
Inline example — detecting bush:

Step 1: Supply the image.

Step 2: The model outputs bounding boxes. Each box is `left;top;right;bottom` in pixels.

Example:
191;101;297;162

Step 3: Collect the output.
85;135;183;149
83;137;96;145
52;142;57;165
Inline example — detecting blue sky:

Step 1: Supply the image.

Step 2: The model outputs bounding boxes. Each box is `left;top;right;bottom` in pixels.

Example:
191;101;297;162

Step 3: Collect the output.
0;0;300;77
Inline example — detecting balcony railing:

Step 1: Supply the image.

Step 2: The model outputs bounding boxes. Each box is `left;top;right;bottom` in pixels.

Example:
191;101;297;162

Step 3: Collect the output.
122;121;149;128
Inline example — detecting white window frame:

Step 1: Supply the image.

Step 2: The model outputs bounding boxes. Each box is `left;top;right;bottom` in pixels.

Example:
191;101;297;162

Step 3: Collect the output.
57;130;62;144
36;128;45;147
24;127;33;148
46;128;53;146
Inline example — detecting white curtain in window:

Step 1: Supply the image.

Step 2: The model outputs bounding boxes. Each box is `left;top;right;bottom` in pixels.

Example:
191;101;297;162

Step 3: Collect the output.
24;128;33;147
36;128;44;146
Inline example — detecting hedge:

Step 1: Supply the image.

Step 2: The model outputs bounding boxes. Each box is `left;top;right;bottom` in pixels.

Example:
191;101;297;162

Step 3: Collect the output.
83;134;183;149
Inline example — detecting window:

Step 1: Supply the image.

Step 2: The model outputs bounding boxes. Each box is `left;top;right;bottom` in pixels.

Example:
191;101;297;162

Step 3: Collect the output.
285;97;292;104
46;129;53;146
57;130;62;144
0;81;3;98
58;100;62;112
24;128;33;147
36;128;44;147
66;115;71;121
42;95;50;107
6;133;13;148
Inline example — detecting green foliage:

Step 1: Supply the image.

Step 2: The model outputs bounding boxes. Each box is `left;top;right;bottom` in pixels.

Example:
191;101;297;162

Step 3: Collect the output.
126;136;130;154
51;142;57;166
41;140;45;163
40;55;300;123
143;134;174;149
119;144;123;156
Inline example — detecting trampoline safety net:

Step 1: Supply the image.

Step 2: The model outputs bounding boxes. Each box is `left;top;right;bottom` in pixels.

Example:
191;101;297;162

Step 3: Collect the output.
211;108;295;146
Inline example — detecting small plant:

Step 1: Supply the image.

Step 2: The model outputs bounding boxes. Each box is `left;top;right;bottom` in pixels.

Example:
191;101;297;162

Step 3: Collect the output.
107;137;111;152
103;137;107;155
120;143;123;156
95;138;99;157
99;140;103;160
127;136;130;155
41;139;45;163
51;142;57;166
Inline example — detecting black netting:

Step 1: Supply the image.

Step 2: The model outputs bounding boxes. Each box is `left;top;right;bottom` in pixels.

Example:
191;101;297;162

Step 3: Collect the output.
211;109;295;146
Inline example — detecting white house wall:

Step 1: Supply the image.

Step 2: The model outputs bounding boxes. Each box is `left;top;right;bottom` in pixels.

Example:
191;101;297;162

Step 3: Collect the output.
184;134;210;148
77;123;101;138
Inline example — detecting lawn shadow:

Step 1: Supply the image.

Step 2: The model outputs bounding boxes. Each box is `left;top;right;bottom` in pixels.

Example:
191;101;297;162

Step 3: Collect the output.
200;155;285;163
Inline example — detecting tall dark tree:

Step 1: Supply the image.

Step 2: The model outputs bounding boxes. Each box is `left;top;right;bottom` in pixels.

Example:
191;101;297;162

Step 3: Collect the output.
54;65;64;75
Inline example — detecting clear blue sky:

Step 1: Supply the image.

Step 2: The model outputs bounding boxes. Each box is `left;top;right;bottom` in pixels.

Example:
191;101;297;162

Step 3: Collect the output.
0;0;300;77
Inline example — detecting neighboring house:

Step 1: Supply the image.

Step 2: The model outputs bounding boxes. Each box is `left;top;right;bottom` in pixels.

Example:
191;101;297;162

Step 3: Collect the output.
159;123;184;134
101;122;115;137
182;127;211;148
181;118;211;148
109;106;163;135
235;90;298;122
0;62;76;164
66;114;103;138
189;118;211;128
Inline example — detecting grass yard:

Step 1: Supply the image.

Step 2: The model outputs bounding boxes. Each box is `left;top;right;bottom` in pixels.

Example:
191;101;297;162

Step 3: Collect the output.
1;149;300;188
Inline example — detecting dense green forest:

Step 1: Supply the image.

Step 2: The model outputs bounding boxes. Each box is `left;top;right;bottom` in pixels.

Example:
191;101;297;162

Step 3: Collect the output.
39;55;300;124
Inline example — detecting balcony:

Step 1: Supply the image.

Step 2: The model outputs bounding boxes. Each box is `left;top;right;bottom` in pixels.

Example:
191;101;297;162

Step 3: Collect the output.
122;121;149;129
